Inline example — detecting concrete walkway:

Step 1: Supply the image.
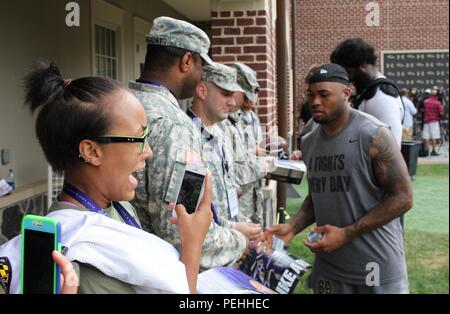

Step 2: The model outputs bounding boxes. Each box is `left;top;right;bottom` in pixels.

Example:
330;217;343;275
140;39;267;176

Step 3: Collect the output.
418;140;449;164
418;155;449;164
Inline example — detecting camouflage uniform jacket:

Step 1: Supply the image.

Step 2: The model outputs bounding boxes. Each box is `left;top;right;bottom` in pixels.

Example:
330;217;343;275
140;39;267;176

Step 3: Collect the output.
240;110;264;150
239;110;265;224
187;109;250;227
129;81;246;269
220;111;265;223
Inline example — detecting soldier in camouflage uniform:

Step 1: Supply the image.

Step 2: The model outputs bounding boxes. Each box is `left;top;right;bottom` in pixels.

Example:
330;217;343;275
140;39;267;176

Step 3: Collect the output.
220;63;273;226
189;62;264;242
231;62;266;226
233;63;264;151
130;16;247;269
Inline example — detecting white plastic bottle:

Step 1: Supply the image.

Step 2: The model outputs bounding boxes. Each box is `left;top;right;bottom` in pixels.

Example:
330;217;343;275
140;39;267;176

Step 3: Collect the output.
6;169;15;190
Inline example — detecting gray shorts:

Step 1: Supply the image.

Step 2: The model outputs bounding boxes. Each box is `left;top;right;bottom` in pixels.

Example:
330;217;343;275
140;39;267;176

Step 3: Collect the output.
307;271;410;294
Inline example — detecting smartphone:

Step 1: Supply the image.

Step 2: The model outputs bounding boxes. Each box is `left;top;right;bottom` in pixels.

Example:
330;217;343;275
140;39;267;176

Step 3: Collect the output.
175;164;207;215
21;215;61;294
307;230;323;243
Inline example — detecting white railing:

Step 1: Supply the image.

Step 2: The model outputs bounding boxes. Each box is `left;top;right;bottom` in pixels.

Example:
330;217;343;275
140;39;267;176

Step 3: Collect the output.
47;165;64;209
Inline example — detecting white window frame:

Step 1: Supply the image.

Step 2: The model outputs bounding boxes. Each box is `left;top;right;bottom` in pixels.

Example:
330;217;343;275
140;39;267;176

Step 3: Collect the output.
90;0;124;80
133;16;152;79
94;23;118;79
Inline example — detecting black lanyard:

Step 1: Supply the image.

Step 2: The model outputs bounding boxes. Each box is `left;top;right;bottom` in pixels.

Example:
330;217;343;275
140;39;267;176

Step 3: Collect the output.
63;182;141;229
228;114;245;140
187;110;229;174
186;110;228;226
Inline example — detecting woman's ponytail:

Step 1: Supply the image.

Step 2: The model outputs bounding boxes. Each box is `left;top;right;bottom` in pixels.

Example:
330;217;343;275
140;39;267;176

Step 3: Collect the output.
23;61;64;113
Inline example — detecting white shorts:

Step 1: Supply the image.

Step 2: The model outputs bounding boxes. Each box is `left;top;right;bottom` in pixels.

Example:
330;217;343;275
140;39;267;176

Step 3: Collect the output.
422;121;441;140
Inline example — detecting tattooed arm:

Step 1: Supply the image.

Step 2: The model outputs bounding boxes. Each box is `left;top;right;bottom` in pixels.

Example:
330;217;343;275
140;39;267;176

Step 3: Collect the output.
343;126;413;241
306;127;412;253
290;193;316;235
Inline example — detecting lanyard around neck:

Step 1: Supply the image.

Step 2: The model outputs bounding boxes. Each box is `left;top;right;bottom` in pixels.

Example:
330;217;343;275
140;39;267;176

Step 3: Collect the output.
62;182;141;229
136;79;164;88
136;79;179;101
187;109;229;173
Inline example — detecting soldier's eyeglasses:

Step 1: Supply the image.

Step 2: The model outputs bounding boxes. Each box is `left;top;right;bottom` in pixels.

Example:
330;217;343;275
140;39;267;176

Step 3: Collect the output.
94;126;149;153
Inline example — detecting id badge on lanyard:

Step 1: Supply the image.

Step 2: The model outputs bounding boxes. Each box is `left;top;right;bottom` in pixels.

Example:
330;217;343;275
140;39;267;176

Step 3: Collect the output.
227;184;239;218
221;146;238;218
224;174;239;218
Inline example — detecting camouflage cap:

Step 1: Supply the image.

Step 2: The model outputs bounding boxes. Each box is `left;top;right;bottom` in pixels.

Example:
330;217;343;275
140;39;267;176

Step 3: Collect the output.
147;16;213;66
232;62;260;102
202;62;244;93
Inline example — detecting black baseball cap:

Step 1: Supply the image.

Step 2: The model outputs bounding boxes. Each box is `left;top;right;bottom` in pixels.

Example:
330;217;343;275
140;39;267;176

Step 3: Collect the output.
306;63;349;86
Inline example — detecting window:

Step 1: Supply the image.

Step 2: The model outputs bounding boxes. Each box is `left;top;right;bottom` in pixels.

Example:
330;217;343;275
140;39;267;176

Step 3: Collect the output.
90;0;124;80
95;24;118;79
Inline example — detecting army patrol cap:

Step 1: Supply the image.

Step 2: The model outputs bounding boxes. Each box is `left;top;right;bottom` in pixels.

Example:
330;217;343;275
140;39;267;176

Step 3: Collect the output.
232;62;260;102
202;62;243;93
147;16;214;66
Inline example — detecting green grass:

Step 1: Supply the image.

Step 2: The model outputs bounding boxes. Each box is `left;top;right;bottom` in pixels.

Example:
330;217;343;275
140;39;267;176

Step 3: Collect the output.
406;175;449;234
416;164;449;177
404;229;448;293
286;164;449;294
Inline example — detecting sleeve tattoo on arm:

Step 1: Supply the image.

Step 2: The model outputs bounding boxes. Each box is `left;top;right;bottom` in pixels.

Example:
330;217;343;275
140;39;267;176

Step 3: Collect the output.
345;127;413;240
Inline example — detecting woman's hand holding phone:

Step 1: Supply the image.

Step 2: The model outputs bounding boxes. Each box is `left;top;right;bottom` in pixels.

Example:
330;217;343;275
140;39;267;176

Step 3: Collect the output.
52;251;78;294
167;171;213;293
168;171;213;247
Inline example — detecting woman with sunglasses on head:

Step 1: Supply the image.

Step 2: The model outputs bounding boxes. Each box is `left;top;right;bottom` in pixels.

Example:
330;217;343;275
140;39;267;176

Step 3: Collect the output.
0;61;212;294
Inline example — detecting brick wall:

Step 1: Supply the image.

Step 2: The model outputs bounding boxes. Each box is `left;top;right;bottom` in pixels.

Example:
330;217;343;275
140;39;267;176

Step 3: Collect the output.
294;0;450;107
211;2;278;130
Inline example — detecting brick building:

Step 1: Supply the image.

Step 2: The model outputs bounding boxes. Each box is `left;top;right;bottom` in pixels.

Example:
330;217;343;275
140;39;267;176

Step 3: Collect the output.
0;0;294;242
1;0;448;243
211;7;279;129
294;0;449;121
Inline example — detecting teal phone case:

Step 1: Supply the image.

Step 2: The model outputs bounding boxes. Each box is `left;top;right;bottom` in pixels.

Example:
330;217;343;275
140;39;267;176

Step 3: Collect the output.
20;215;61;294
